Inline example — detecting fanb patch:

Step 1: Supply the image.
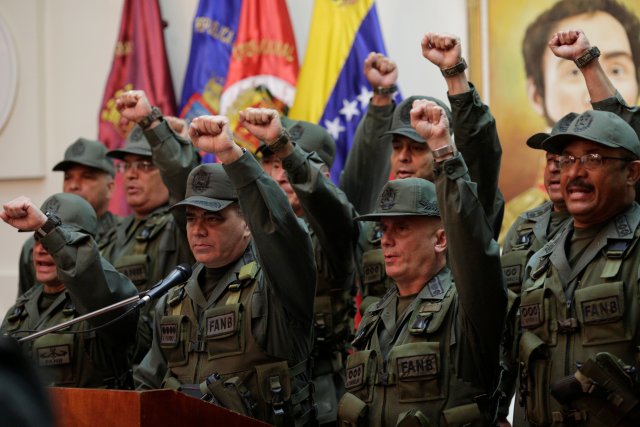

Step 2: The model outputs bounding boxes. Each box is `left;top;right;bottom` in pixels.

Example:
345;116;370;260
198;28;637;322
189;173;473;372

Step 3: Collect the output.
37;345;71;366
191;169;210;194
70;140;85;156
397;354;438;379
520;303;543;328
581;296;620;324
380;187;397;210
345;363;365;389
161;323;179;345
503;265;522;286
206;312;236;337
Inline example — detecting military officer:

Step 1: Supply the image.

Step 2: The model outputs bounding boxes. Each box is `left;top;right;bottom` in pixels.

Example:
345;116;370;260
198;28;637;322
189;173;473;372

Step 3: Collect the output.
1;193;138;388
337;100;506;426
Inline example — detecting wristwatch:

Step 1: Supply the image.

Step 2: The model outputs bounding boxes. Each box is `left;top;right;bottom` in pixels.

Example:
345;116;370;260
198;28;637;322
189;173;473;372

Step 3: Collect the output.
373;84;398;95
34;211;62;240
432;144;456;161
574;46;600;68
440;58;467;78
267;128;292;153
138;106;163;130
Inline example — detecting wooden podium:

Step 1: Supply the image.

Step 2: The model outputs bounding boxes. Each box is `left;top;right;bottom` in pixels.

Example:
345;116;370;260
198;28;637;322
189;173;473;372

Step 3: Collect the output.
50;388;270;427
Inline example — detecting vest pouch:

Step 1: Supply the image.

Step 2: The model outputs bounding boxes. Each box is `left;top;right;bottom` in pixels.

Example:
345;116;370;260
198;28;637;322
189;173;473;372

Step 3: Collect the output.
204;374;255;417
442;402;484;427
204;303;244;359
520;287;558;346
160;315;190;368
574;281;629;346
344;350;378;403
388;342;441;403
33;331;75;386
396;409;432;427
114;254;149;289
501;249;529;294
255;360;293;422
519;331;551;426
314;295;334;344
363;249;385;287
337;392;368;427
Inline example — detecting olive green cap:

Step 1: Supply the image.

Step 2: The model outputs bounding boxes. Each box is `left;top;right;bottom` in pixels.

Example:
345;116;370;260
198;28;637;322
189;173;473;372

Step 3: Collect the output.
355;178;440;221
382;96;453;143
541;110;640;158
40;193;97;237
257;116;337;168
107;125;152;160
526;112;578;151
170;164;238;213
52;138;115;177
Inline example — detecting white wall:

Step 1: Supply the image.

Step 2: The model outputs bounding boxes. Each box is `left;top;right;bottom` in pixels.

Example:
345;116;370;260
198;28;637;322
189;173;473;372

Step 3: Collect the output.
0;0;467;315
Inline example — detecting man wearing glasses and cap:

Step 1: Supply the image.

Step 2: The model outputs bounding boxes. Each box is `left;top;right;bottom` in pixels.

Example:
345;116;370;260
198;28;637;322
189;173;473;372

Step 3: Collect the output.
517;110;640;426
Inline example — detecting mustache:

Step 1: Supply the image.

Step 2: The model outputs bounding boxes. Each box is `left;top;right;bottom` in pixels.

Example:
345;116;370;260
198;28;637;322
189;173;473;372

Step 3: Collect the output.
566;179;594;192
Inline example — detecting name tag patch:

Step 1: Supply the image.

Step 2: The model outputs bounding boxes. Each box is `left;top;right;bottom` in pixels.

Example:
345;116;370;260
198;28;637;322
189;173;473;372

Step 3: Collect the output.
581;296;620;324
345;363;364;389
206;312;236;337
161;323;179;345
503;265;522;285
118;264;147;285
520;303;543;328
397;354;438;379
364;263;383;284
37;345;71;366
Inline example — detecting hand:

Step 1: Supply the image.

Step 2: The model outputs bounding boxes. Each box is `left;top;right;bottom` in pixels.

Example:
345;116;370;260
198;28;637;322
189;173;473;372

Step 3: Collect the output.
363;52;398;88
421;32;462;69
165;115;189;139
0;196;47;231
548;29;591;61
188;116;236;156
409;99;452;149
115;90;153;125
239;108;282;143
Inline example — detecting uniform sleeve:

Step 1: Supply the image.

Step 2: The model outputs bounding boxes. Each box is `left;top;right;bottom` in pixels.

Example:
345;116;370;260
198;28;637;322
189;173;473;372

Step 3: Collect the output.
283;145;358;280
339;102;395;214
435;153;507;384
224;152;316;324
133;296;169;390
40;227;139;347
448;84;504;239
592;91;640;134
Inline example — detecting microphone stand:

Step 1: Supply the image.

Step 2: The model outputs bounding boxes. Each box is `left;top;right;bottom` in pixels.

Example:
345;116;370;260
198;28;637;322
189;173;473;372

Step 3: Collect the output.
18;294;141;343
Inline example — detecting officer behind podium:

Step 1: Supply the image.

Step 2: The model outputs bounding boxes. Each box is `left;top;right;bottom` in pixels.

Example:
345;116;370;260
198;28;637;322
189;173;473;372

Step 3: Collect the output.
517;110;640;426
337;100;506;426
134;114;317;426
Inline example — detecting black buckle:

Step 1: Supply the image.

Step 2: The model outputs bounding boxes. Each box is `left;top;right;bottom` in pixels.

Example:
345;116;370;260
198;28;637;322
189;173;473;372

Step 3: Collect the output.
558;318;579;334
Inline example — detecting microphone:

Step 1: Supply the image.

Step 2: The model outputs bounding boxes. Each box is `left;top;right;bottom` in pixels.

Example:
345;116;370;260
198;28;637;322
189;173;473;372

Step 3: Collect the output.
134;263;193;309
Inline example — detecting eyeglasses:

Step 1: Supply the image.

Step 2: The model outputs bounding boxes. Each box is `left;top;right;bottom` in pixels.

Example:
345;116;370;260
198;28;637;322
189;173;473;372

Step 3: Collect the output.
557;153;633;170
115;160;157;173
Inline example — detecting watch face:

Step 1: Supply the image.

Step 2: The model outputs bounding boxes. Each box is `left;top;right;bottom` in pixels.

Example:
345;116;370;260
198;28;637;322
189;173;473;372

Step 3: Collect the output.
0;14;17;132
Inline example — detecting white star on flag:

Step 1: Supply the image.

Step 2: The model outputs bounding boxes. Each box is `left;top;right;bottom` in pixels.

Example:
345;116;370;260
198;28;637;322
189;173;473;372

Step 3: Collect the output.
339;99;360;122
356;86;374;108
324;117;346;140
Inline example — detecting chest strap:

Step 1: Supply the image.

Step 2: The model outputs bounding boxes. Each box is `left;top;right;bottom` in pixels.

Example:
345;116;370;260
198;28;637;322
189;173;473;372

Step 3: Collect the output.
225;262;259;306
601;227;640;279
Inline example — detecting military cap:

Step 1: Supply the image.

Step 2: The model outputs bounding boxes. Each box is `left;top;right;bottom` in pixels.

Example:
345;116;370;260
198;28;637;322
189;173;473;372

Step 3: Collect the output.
107;125;152;160
40;193;97;237
355;178;440;221
526;113;578;150
257;116;337;168
52;138;115;177
541;110;640;158
382;95;453;143
171;164;238;213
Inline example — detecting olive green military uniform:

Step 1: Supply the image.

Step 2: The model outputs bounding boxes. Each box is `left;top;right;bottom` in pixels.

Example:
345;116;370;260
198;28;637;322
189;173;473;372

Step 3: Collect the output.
102;126;195;364
134;153;317;426
1;194;138;388
339;154;507;427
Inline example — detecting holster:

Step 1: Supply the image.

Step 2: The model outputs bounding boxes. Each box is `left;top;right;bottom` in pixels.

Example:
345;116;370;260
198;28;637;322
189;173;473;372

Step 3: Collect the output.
337;392;368;427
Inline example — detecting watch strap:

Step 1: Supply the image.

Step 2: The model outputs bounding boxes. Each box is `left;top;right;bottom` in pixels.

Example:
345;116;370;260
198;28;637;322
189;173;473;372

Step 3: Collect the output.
574;46;600;68
138;106;163;130
373;84;398;96
440;58;467;78
35;211;62;240
432;144;456;161
267;128;291;153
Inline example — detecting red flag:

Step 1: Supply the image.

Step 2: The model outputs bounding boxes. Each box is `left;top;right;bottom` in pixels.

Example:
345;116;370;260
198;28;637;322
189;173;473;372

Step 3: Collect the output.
98;0;176;216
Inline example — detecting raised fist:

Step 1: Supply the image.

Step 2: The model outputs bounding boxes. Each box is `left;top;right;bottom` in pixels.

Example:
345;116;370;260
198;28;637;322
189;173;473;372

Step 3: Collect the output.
409;99;452;149
363;52;398;88
0;196;47;231
188;116;235;156
239;108;282;143
115;90;153;125
548;29;591;61
421;32;462;69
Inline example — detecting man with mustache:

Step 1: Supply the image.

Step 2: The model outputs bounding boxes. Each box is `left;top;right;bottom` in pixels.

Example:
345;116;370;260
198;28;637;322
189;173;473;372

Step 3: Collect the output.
516;110;640;426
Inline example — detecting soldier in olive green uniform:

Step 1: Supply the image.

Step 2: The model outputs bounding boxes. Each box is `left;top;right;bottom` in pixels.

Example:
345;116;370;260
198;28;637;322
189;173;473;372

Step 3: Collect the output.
517;110;640;426
18;138;120;296
134;113;316;426
1;193;138;388
338;100;506;427
340;34;504;305
102;127;195;364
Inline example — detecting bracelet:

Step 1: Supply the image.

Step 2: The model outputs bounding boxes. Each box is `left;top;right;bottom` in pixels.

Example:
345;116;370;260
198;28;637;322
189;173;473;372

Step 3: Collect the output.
138;106;163;130
373;84;398;96
440;58;467;78
432;144;456;161
574;46;600;68
266;128;291;153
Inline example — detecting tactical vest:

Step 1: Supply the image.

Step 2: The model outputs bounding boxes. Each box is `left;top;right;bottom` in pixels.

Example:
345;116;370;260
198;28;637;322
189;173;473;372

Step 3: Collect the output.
339;278;493;427
519;224;640;426
3;287;128;388
160;262;314;427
